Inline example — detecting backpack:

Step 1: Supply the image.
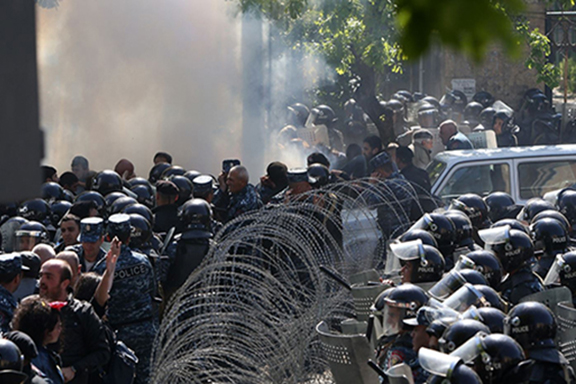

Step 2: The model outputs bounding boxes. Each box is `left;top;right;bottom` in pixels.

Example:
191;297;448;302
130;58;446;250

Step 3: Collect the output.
101;325;138;384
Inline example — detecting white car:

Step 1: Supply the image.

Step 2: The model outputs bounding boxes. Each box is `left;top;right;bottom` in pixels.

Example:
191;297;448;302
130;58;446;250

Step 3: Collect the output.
428;144;576;204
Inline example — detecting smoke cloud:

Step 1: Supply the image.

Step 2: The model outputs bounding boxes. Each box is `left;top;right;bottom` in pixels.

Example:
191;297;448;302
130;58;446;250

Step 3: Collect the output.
37;0;242;177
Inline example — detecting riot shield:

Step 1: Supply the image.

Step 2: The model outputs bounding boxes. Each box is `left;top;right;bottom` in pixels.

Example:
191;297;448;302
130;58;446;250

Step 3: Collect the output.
519;286;573;320
351;282;390;321
386;363;415;384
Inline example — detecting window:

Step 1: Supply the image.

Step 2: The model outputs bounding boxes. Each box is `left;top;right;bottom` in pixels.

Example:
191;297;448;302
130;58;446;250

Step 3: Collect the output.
437;163;510;202
427;159;447;186
518;160;576;200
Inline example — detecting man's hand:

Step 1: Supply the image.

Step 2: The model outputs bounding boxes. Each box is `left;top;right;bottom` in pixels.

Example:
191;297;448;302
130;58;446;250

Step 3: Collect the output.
62;367;75;382
106;237;121;275
218;172;228;192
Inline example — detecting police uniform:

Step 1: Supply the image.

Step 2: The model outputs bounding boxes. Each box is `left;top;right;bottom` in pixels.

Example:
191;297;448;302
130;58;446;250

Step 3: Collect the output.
526;348;575;384
93;216;157;384
381;333;427;384
65;217;106;273
0;253;28;334
192;176;223;235
213;184;263;223
500;266;544;305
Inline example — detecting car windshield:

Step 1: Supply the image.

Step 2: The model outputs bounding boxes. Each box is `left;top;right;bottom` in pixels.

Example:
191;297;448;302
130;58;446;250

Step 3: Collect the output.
427;159;447;186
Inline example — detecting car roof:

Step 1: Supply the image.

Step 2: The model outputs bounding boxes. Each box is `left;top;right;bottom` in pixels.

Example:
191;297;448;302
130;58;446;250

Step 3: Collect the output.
434;144;576;166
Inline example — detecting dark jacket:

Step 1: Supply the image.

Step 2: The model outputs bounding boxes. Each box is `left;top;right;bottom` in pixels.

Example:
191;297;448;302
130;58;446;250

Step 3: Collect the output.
152;204;181;233
53;297;110;384
401;164;432;194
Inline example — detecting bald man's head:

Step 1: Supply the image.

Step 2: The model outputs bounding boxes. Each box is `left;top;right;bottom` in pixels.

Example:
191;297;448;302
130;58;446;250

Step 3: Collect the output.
56;251;81;286
227;166;249;194
32;244;56;265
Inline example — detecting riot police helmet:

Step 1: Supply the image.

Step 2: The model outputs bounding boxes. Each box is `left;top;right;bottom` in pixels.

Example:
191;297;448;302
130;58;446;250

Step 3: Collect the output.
422;96;440;110
127;213;152;249
130;185;155;209
462;306;506;333
459;269;489;286
0;339;26;380
464;250;503;289
484;192;517;222
312;105;338;127
15;221;49;250
149;162;171;184
167;175;193;205
307;163;330;188
287;103;310;127
479;107;497;129
517;198;556;223
110;196;137;216
473;284;506;311
75;191;106;214
372;284;428;338
61;190;75;203
398;229;439;248
104;191;127;212
123;203;154;226
544;252;576;292
463;101;484;126
41;182;64;203
128;177;152;190
49;200;72;227
386;99;404;113
480;226;534;273
455;194;490;228
504;301;557;351
179;198;212;234
419;349;482;384
0;217;28;253
408;213;455;254
390;240;445;283
161;165;186;180
472;91;495;108
438;319;490;353
92;170;123;196
394;90;414;102
532;209;571;234
183;170;202;184
18;199;50;223
444;209;474;248
530;217;569;255
491;218;529;235
557;189;576;231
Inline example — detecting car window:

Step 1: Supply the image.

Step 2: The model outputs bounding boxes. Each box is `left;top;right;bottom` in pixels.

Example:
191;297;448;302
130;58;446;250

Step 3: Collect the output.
427;159;447;186
518;160;576;200
437;163;510;202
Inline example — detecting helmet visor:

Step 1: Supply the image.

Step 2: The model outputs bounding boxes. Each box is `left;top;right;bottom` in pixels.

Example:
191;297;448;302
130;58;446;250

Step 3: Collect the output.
419;347;462;377
429;270;467;300
381;305;407;337
390;239;426;262
479;225;511;246
443;283;487;313
451;332;488;363
543;254;567;286
408;213;434;232
449;199;469;214
454;255;476;271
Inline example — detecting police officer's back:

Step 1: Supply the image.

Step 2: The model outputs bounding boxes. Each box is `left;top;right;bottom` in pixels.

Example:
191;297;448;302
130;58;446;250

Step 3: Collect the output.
0;254;27;333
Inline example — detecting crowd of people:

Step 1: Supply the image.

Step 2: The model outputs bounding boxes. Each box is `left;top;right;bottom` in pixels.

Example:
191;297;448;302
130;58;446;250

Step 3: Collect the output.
0;86;574;384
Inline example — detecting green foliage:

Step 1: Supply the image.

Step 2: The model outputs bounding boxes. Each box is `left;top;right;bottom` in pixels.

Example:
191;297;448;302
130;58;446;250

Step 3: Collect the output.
559;56;576;93
517;20;561;89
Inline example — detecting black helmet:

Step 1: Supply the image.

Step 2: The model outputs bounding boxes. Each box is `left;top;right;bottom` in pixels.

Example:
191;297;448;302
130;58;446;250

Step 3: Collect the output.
287;103;310;127
167;175;193;205
394;90;414;102
472;91;495;108
463;101;484;126
479;107;496;129
179;199;212;235
464;250;503;289
0;338;24;373
484;192;517;222
504;301;557;350
459;269;489;286
473;284;506;311
398;229;439;248
15;221;49;249
41;182;64;203
127;213;152;249
0;217;28;253
462;306;506;333
441;90;467;113
307;163;330;188
386;99;404;113
444;210;474;248
480;227;534;273
493;109;513;128
517;198;556;223
491;218;529;234
457;333;525;384
409;213;455;254
161;165;186;180
422;96;440;110
110;196;137;216
312;105;337;126
92;170;123;196
391;240;445;283
373;284;428;338
455;194;490;229
149;162;171;184
61;190;75;203
532;209;571;233
49;200;72;227
75;191;106;214
557;189;576;231
439;319;490;353
123;203;154;226
183;170;202;185
18;199;50;223
127;177;152;189
549;252;576;292
130;185;155;209
530;218;569;256
104;191;127;208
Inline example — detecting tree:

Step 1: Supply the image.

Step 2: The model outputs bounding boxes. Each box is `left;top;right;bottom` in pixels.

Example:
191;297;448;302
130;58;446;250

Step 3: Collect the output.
235;0;574;142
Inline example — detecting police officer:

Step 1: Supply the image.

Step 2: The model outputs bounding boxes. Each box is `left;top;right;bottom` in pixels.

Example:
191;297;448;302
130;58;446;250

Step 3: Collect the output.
152;180;181;234
408;213;456;269
480;225;543;305
372;284;429;383
464;250;503;290
163;199;214;302
0;254;27;333
93;214;157;384
530;218;571;278
544;252;576;306
66;217;107;273
0;339;28;384
504;302;575;384
390;240;445;290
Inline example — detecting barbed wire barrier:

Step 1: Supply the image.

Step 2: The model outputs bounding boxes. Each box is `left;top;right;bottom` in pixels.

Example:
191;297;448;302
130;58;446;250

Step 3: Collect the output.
150;177;440;383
